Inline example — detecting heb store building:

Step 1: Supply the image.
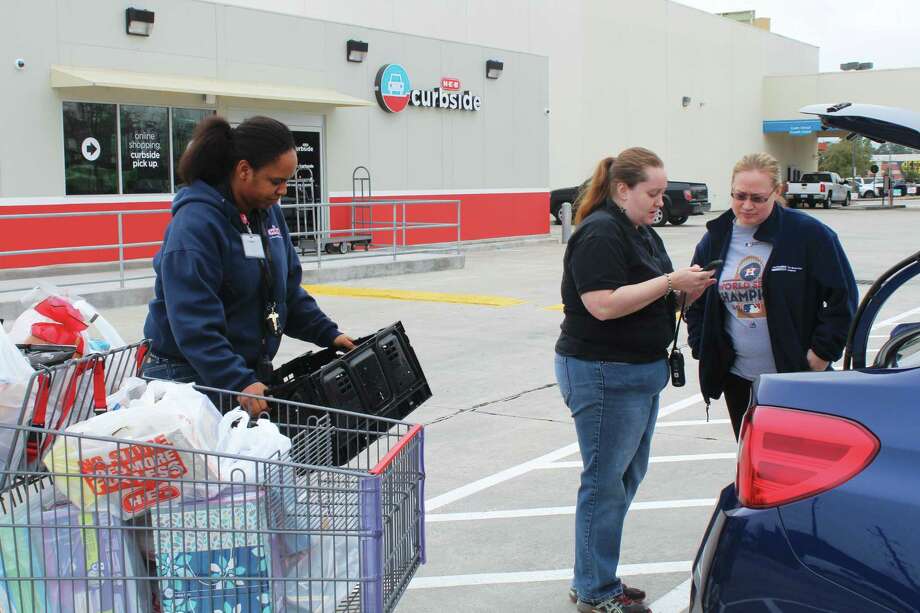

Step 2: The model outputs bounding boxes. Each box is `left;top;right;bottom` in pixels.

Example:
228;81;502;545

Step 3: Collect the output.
0;0;549;269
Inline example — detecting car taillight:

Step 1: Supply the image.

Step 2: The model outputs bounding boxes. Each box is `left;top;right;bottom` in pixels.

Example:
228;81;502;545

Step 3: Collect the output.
736;406;879;508
820;183;826;193
683;189;693;201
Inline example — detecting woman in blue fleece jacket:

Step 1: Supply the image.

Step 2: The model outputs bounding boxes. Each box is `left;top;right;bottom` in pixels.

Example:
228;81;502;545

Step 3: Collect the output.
143;115;354;415
686;153;857;439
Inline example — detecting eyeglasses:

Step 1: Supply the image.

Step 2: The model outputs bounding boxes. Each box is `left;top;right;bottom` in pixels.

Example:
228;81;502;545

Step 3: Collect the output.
731;191;772;204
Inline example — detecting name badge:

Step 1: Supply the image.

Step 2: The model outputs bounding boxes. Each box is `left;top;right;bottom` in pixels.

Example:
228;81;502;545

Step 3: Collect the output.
241;234;266;259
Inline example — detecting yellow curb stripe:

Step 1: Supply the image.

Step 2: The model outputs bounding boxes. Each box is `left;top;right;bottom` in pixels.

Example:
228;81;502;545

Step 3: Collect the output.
303;285;526;307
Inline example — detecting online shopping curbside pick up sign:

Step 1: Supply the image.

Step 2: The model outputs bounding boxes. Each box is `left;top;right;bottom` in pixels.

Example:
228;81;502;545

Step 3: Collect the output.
375;64;482;113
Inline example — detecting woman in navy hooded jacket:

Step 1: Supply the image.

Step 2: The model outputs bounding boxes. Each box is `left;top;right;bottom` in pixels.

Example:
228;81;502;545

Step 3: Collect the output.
143;115;354;415
686;153;857;439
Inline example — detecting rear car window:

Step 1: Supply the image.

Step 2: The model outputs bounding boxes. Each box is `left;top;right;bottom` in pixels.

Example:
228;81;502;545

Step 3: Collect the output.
801;173;832;183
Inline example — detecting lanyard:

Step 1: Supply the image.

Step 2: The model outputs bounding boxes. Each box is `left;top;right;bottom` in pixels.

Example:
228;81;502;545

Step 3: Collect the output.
241;211;280;380
240;212;275;288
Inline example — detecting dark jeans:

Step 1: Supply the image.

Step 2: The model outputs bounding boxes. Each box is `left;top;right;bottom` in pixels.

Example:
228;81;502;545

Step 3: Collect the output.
722;373;753;440
140;353;200;384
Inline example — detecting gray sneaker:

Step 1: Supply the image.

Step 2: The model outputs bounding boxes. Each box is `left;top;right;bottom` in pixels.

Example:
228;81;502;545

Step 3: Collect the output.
569;585;647;603
574;593;652;613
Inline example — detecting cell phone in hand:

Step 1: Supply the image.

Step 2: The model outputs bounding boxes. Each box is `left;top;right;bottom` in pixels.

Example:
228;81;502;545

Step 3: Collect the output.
703;259;723;271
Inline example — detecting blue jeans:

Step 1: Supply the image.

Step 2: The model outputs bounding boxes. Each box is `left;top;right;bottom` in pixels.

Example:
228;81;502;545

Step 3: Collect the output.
554;353;668;604
141;353;200;384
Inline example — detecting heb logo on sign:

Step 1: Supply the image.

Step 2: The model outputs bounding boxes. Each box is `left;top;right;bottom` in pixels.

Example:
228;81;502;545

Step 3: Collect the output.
375;64;481;113
375;64;412;113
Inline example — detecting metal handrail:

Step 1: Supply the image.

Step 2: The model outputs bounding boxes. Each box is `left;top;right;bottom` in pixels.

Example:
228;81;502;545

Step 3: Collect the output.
0;199;462;295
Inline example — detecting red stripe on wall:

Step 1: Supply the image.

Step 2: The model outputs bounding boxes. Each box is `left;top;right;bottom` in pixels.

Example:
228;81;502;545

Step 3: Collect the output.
0;191;548;269
328;191;549;245
0;201;171;269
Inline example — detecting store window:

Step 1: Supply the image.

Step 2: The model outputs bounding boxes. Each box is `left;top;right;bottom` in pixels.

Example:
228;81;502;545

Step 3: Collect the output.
120;105;170;194
62;103;214;195
63;102;118;195
171;108;214;188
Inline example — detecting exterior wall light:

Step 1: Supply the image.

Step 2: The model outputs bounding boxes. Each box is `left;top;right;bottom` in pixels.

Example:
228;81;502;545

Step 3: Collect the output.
486;60;503;80
840;61;874;71
347;40;368;63
682;96;691;107
125;8;155;36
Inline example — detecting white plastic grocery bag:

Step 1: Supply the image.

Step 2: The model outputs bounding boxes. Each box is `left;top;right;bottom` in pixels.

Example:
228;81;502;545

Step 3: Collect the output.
104;376;147;411
9;284;127;355
46;382;223;518
215;408;292;482
0;325;35;474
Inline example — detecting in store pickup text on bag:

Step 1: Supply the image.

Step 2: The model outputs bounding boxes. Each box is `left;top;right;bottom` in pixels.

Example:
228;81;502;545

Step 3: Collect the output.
79;435;188;513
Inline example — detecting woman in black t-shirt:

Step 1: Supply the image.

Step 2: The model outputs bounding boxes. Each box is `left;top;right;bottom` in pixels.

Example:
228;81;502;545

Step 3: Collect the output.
556;148;715;613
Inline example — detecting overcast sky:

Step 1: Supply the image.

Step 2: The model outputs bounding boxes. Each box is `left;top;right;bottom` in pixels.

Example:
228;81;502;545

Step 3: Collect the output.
677;0;920;72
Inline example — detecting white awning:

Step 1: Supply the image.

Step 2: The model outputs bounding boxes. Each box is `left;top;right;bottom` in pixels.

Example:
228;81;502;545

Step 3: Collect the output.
50;65;373;108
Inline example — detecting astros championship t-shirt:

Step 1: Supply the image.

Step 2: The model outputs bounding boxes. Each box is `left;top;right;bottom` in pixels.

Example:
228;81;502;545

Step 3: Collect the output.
718;221;778;381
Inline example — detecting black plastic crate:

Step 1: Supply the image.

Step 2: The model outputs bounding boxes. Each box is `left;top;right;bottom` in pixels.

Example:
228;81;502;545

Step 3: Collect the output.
268;321;431;465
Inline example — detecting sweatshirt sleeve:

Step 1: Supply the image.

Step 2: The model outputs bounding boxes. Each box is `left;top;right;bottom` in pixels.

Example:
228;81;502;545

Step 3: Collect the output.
809;228;858;362
160;247;258;393
281;226;342;347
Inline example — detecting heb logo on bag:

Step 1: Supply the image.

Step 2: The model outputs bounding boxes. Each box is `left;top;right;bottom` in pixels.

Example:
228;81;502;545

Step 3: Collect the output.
79;434;188;514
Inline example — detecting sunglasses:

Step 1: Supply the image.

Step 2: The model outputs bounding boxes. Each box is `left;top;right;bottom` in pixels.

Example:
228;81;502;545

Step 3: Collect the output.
731;191;772;204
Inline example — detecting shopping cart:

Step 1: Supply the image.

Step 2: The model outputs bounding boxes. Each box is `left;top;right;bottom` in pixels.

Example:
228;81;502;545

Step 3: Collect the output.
0;383;425;613
0;340;150;490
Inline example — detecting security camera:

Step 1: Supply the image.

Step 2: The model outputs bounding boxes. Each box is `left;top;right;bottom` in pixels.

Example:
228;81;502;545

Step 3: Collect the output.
544;108;551;116
14;59;25;70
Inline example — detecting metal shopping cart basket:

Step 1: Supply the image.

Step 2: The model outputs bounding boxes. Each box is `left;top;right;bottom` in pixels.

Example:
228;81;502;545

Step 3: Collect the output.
0;340;151;490
0;383;425;613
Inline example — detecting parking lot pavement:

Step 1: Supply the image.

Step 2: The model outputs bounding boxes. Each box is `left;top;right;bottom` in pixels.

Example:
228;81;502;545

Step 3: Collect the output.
92;207;920;612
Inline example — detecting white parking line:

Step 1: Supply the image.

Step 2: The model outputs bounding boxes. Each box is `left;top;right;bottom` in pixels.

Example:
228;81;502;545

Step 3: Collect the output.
650;577;693;613
407;561;692;590
538;453;736;470
658;394;704;418
425;394;704;512
425;441;580;512
657;418;730;427
427;498;717;523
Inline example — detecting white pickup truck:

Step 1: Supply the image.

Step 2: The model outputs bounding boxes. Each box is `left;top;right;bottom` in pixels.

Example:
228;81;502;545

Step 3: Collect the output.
785;172;851;208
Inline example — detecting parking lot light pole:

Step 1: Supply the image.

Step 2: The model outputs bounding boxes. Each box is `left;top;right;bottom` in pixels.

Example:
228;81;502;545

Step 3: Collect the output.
841;60;875;203
851;139;857;193
888;151;894;208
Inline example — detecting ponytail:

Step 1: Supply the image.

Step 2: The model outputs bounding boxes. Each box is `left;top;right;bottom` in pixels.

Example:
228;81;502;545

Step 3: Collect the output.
178;115;234;185
574;147;664;224
574;157;615;224
178;115;295;186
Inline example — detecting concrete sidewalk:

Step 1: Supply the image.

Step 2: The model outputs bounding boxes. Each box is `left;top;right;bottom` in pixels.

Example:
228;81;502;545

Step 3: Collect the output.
0;232;559;320
0;251;464;319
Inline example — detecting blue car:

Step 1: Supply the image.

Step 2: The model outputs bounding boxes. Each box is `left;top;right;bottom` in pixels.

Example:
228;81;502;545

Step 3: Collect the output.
691;103;920;612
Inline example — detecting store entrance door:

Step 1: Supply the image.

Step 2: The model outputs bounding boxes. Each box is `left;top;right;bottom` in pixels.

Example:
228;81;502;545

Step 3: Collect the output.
287;127;324;253
226;109;326;254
